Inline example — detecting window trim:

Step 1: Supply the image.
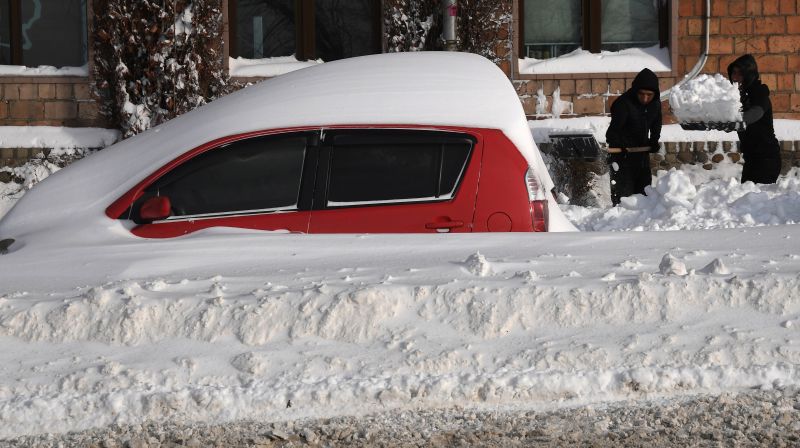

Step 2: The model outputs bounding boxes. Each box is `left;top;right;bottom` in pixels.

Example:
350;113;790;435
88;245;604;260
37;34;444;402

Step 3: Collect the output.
117;129;320;224
228;0;384;61
514;0;678;79
1;0;89;68
315;129;476;210
105;125;485;222
9;0;22;64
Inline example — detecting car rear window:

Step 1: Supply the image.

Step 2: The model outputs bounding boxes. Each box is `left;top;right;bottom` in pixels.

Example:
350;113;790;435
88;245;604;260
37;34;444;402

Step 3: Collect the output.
326;132;473;206
143;134;307;218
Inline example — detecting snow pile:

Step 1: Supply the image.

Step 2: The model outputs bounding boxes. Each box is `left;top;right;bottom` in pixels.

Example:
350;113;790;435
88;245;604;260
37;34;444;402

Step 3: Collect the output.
1;224;800;438
0;150;89;219
669;74;742;123
563;166;800;231
0;127;119;220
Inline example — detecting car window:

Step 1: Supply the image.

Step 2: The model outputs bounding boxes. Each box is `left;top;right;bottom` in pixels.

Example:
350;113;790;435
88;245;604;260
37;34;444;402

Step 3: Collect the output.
326;132;472;206
142;134;307;218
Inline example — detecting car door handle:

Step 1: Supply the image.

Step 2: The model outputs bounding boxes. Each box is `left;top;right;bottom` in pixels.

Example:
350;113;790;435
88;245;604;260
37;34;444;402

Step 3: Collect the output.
425;219;464;230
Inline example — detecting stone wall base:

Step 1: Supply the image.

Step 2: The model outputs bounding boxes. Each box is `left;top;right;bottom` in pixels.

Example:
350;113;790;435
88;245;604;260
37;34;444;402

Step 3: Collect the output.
537;140;800;175
0;147;54;168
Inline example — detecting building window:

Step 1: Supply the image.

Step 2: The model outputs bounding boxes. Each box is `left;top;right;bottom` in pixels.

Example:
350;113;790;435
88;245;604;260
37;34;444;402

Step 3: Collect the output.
520;0;668;59
0;0;88;67
230;0;381;62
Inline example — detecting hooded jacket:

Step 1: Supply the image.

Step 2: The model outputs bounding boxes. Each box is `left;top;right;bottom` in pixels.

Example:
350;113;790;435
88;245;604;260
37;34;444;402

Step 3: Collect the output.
606;68;662;152
727;54;780;160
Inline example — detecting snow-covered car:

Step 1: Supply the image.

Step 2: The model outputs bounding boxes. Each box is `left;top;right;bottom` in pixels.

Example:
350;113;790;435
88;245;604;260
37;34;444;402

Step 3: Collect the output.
0;52;572;244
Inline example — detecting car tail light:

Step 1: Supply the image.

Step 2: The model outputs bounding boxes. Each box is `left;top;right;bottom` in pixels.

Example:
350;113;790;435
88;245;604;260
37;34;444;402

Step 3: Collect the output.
525;168;549;232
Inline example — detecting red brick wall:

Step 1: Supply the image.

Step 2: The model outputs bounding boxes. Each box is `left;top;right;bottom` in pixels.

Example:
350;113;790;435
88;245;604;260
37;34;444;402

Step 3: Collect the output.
0;78;104;127
2;1;797;128
507;0;800;121
680;0;800;119
0;1;105;128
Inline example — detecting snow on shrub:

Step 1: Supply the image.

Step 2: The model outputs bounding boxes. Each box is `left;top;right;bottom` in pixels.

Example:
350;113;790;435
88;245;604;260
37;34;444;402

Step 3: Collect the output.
93;0;230;138
385;0;440;52
457;0;512;63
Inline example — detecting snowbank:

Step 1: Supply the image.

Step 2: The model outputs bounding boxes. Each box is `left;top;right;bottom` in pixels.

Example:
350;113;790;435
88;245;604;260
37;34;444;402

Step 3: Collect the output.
564;165;800;231
0;224;799;438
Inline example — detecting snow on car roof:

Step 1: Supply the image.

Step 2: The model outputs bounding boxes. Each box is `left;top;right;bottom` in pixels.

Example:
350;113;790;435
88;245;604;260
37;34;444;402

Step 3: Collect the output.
0;52;559;238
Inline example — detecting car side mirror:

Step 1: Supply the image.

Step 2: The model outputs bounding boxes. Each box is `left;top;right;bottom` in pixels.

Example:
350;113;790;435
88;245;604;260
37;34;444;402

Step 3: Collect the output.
139;196;172;221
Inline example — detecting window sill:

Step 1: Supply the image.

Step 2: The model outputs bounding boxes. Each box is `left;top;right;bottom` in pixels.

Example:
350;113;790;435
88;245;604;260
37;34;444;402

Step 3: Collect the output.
515;46;673;79
228;56;322;79
0;64;89;82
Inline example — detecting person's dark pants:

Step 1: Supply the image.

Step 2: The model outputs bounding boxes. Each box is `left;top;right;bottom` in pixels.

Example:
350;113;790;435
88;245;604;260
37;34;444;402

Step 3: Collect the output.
609;152;651;205
741;157;781;184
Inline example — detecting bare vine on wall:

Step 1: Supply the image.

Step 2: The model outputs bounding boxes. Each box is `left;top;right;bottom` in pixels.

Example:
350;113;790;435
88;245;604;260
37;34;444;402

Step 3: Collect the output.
384;0;442;52
384;0;512;63
457;0;512;63
93;0;230;138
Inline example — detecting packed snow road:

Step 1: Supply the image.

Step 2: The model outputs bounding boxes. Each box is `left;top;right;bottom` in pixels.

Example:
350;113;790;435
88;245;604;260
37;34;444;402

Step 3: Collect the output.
5;388;800;446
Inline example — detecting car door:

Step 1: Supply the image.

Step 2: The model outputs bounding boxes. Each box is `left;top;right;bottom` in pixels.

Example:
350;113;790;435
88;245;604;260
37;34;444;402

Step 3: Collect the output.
126;131;318;238
308;129;482;233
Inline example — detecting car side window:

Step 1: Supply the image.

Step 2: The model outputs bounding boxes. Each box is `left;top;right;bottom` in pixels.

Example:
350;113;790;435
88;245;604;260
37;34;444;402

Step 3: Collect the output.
326;132;473;206
140;134;308;219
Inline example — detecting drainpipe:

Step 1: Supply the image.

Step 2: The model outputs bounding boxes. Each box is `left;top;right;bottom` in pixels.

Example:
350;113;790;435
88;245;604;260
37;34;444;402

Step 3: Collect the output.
660;0;711;101
443;0;458;51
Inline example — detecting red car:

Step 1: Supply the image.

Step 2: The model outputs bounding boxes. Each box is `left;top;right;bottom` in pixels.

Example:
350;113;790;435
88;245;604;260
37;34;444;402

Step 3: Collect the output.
0;52;572;243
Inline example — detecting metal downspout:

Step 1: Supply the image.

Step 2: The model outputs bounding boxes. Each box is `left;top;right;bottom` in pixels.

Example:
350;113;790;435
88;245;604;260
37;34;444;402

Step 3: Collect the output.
660;0;711;101
443;0;458;51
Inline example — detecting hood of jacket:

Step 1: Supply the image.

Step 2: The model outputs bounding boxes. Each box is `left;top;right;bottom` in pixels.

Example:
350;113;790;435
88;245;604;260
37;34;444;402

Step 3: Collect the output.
630;68;660;101
727;54;759;89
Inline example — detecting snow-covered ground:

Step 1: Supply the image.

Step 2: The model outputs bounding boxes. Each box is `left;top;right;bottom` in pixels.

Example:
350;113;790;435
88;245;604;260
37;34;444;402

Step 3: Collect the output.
1;121;800;440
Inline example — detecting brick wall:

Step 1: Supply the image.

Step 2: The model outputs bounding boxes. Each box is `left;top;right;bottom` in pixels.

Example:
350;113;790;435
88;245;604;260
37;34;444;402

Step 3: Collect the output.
2;1;798;132
504;0;800;121
0;0;104;129
0;78;105;127
682;0;800;119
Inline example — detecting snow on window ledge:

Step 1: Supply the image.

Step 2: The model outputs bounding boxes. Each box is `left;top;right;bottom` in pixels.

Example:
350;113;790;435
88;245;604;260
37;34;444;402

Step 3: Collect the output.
229;56;323;78
0;126;120;149
518;45;671;75
0;64;89;77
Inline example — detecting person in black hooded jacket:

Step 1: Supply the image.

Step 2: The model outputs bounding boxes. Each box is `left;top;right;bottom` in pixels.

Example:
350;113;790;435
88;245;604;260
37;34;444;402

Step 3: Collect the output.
605;68;662;205
727;54;782;184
